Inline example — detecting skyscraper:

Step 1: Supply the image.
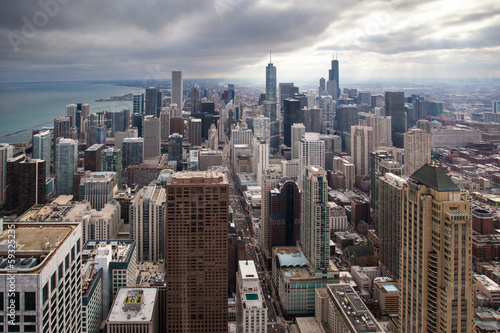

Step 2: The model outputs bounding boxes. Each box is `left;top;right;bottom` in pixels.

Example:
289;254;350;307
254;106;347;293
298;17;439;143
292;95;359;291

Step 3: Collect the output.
0;143;13;207
191;83;200;114
54;115;71;146
319;95;334;133
318;77;326;95
298;133;325;188
164;171;228;332
363;113;392;147
252;137;269;186
130;184;166;262
378;172;406;279
399;164;473;332
143;116;161;159
492;100;500;114
160;109;171;142
265;60;279;152
133;93;144;114
260;168;281;260
122;138;144;169
32;130;51;179
404;128;431;176
291;123;305;159
171;69;183;115
279;82;294;106
18;158;46;214
101;147;122;184
283;98;301;147
253;115;270;142
83;172;117;210
328;59;340;98
300;165;330;271
189;118;202;147
145;87;158;116
66;103;78;127
55;138;78;196
351;125;373;179
385;91;406;148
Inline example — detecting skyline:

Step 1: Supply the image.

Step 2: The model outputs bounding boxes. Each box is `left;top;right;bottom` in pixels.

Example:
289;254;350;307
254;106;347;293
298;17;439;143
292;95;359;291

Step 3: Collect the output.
0;0;499;83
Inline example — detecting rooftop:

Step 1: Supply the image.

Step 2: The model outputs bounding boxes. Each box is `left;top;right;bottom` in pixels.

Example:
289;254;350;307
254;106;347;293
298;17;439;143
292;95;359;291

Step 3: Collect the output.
107;288;157;323
410;164;460;192
82;240;135;264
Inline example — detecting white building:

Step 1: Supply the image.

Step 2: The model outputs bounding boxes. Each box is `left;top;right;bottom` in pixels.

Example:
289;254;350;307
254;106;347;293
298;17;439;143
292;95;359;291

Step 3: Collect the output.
291;123;305;159
143;116;161;159
253;116;270;142
171;69;183;115
351;266;382;293
404;128;431;176
83;172;118;211
298;133;325;188
106;288;158;333
236;260;268;333
281;159;300;182
328;202;347;232
252;137;269;186
351;125;373;179
0;222;83;333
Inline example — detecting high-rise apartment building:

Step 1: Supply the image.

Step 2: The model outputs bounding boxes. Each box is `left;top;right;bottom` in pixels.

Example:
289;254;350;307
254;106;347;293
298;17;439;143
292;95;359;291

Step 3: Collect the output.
404;128;431;176
122;138;144;169
300;166;330;271
399;164;473;332
492;100;500;114
283;98;301;147
18;158;46;214
83;172;117;210
143;116;161;159
189;118;202;147
54;115;71;150
319;95;335;134
252;137;269;186
101;147;122;184
55;138;78;195
84;143;105;172
351;125;373;179
298;133;325;188
171;69;183;115
378;172;406;279
385;92;406;148
33;130;51;179
133;93;144;114
130;184;166;262
0;222;83;333
260;168;281;260
0;143;13;207
145;87;158;116
362;113;392;147
160;109;171;142
67;103;78;127
291;123;305;159
164;171;228;332
253;116;270;142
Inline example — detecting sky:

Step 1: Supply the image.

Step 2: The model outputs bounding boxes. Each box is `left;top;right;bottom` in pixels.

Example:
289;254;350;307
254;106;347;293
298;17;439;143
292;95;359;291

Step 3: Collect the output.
0;0;499;83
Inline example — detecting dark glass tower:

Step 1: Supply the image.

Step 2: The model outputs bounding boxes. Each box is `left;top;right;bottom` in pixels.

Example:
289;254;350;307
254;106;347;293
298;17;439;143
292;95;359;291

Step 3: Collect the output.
328;59;340;98
283;98;301;147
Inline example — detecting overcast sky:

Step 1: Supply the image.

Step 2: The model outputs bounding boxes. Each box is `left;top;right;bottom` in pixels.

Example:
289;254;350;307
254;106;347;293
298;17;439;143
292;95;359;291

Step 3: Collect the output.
1;0;499;83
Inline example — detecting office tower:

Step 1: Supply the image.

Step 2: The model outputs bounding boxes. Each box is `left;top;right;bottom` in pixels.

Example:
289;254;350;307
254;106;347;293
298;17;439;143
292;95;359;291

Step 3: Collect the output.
416;119;431;133
307;89;316;108
5;154;25;211
326;80;338;100
231;126;253;146
55;138;78;195
190;83;200;114
300;165;330;271
370;150;402;212
67;103;78;127
493;101;500;114
164;171;228;332
253;115;270;142
319;95;335;133
156;90;163;117
378;173;406;279
130;184;166;262
83;172;117;210
269;178;300;254
32;130;51;178
208;124;218;150
160;109;171;142
363;113;392;147
143;116;161;159
283;98;301;147
351;125;373;179
115;128;138;150
279;82;295;106
189;118;202;147
0;222;83;333
167;134;183;169
171;69;183;115
325;284;383;333
329;59;340;98
298;133;325;188
385;92;406;148
252;137;269;186
109;109;128;135
106;288;158;333
87;125;106;147
291;123;306;159
133;93;144;114
301;107;322;134
169;116;184;136
319;77;326;95
17;158;46;213
260;168;281;260
84;143;105;172
358;91;371;105
131;112;144;137
265;61;279;152
335;104;358;133
54;115;71;144
399;164;473;332
236;260;268;333
122;138;144;169
81;240;137;321
227;83;235;104
0;143;13;207
145;87;158;116
404;128;431;176
101;147;122;184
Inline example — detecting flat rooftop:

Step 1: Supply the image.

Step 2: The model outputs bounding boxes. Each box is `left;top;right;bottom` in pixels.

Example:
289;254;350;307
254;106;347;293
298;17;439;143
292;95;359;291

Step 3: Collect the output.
107;288;157;323
82;240;135;264
295;317;325;333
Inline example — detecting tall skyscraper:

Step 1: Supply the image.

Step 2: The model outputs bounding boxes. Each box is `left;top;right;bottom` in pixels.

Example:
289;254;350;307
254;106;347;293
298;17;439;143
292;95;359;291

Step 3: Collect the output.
164;171;228;332
189;118;202;147
0;222;83;333
54;115;71;144
18;158;46;214
269;178;300;255
319;95;334;134
84;143;105;172
351;125;373;179
0;143;13;207
160;109;171;142
253;115;270;142
328;59;340;98
363;113;392;147
265;60;279;152
101;147;122;184
145;87;158;116
122;138;144;169
378;172;406;279
143;116;161;159
66;104;78;127
171;69;183;115
404;128;431;176
252;137;269;186
133;93;144;114
385;91;406;148
32;130;51;179
307;89;316;108
279;82;295;106
83;172;117;210
399;164;473;332
283;98;301;147
291;123;305;159
300;165;330;271
260;168;281;260
298;133;325;188
130;184;166;262
318;77;326;95
191;83;200;114
55;138;78;196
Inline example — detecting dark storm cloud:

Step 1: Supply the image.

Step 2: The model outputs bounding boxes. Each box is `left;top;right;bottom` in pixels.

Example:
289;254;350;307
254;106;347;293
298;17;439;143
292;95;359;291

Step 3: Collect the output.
0;0;352;81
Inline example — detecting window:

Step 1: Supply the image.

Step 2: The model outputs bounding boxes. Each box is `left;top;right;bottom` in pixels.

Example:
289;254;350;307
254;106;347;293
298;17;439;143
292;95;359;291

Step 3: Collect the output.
58;263;63;280
50;273;56;292
24;292;36;311
0;292;3;311
8;293;20;311
42;284;48;303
